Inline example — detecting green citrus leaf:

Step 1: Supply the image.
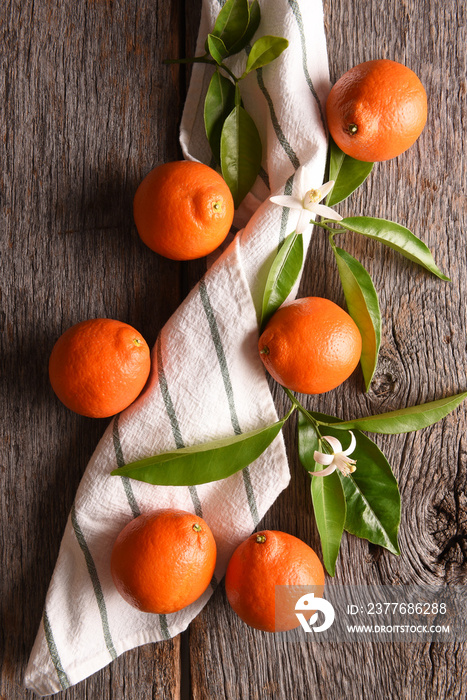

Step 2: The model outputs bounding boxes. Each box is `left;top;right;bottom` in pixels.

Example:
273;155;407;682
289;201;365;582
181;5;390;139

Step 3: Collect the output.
228;0;261;55
220;105;262;208
319;392;467;434
111;414;291;486
211;0;250;55
339;430;400;555
326;138;373;206
297;411;321;465
242;36;289;77
207;34;229;65
204;72;236;164
261;232;303;330
306;412;400;555
312;471;346;576
340;216;450;280
333;247;381;391
297;413;345;576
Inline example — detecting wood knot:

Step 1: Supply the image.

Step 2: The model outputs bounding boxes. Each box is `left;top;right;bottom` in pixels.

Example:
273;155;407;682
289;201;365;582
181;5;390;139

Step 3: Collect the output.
431;490;467;581
437;534;467;565
371;372;396;397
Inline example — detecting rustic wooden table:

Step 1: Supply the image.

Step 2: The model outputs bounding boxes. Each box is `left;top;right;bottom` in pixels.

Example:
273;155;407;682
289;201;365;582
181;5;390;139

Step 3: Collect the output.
2;0;466;698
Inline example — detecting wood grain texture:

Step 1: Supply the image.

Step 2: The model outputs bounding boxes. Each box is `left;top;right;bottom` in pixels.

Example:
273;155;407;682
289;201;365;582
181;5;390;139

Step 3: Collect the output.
1;0;188;697
1;0;466;698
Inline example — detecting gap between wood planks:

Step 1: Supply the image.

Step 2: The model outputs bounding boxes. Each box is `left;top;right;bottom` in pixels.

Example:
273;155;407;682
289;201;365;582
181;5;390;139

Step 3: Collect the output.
180;629;191;699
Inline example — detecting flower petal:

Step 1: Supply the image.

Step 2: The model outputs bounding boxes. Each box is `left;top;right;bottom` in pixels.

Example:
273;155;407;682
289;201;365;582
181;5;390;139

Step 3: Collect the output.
269;195;303;210
309;464;337;477
296;164;312;197
313;451;335;466
318;180;335;199
322;435;343;453
342;431;357;456
296;208;312;234
312;203;343;221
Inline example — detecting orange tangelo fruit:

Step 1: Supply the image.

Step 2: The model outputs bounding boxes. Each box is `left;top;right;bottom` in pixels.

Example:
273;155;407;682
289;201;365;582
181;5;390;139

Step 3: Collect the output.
225;530;325;632
48;318;151;418
258;297;362;394
110;509;217;614
326;59;427;162
133;160;234;260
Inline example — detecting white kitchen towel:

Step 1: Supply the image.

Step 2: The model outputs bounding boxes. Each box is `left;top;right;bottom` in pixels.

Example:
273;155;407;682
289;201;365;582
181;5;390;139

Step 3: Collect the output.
24;0;330;695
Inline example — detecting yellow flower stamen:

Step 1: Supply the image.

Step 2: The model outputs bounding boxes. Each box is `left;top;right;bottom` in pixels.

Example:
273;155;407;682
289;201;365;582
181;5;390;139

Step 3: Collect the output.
304;188;321;205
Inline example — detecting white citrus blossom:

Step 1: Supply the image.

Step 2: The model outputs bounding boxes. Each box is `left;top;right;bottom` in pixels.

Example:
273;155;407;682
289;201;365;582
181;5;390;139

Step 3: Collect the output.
310;432;357;477
270;170;342;234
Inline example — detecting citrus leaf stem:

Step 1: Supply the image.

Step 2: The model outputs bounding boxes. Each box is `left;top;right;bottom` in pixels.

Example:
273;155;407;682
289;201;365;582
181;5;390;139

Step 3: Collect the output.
164;56;238;83
314;221;347;234
282;387;322;436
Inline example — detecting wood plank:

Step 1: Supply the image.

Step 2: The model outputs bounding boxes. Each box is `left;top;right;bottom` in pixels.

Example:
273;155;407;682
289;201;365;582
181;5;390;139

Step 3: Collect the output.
189;0;467;698
0;0;187;697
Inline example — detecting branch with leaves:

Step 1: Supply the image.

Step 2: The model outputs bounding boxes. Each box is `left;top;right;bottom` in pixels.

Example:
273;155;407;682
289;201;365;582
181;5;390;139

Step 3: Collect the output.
250;136;457;574
264;139;449;390
166;0;288;208
113;390;466;575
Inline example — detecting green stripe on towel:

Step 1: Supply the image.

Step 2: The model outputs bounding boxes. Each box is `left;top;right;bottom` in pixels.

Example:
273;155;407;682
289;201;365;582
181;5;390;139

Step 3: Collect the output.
287;0;327;133
199;280;241;436
156;335;204;520
255;67;300;171
157;333;218;603
71;504;117;660
113;414;141;519
278;173;296;247
43;609;70;690
159;614;171;640
199;279;259;526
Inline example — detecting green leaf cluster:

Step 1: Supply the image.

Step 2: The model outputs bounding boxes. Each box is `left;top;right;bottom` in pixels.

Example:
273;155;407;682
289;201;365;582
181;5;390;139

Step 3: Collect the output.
261;138;449;391
295;392;466;575
325;138;449;389
255;131;456;570
327;209;449;389
196;0;288;207
206;0;260;59
166;0;288;208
